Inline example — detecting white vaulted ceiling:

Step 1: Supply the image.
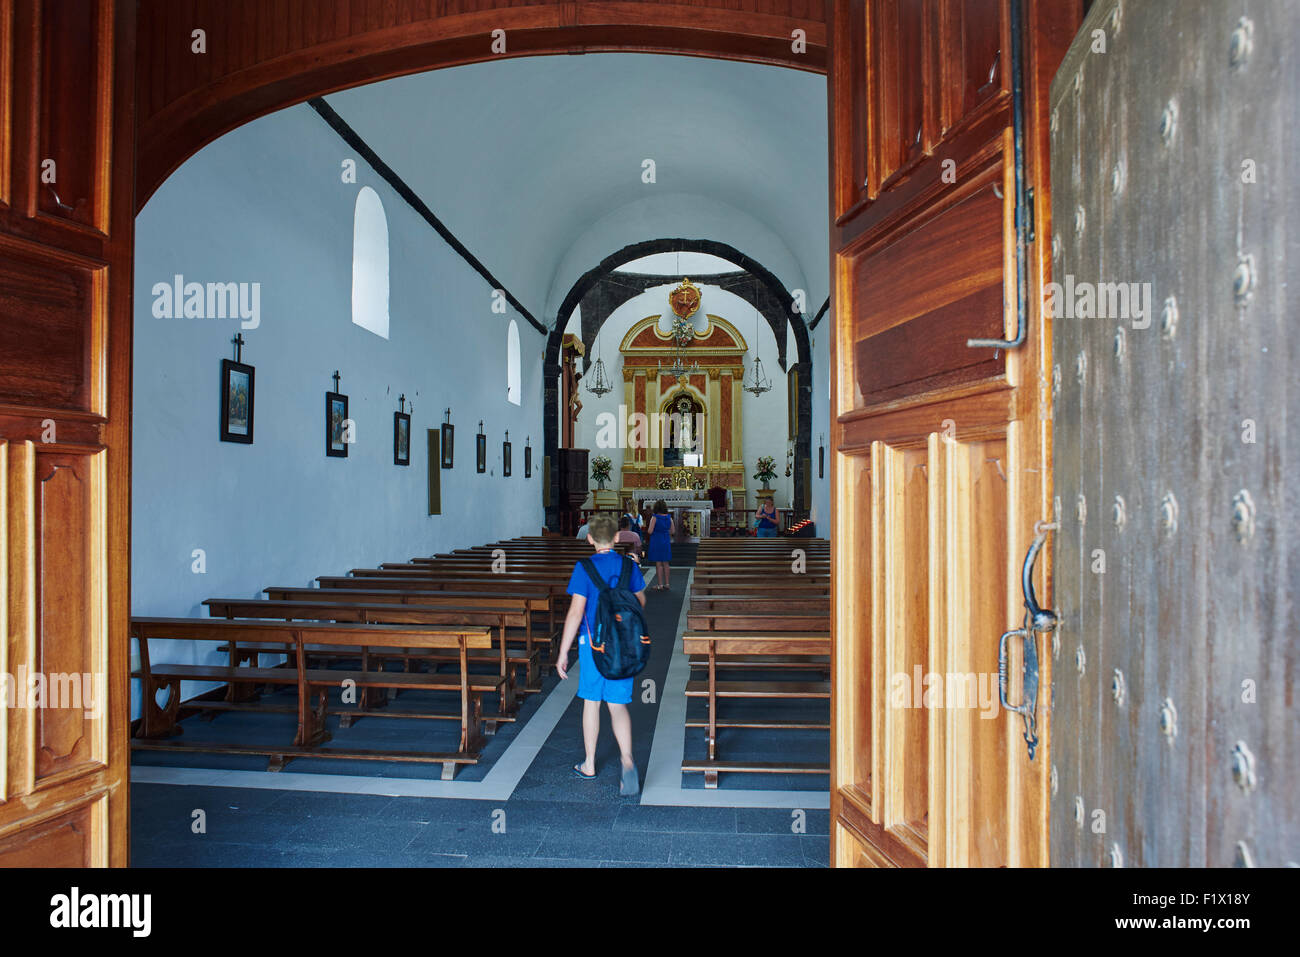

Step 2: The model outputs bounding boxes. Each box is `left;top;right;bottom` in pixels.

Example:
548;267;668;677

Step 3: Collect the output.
323;52;828;330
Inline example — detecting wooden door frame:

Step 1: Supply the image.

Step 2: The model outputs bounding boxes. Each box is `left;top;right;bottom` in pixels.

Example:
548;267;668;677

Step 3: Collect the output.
0;0;136;868
134;1;828;211
0;1;819;867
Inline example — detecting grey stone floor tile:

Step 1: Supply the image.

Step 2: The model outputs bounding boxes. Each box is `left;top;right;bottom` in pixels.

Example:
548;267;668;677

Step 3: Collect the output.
285;815;428;854
379;796;504;824
491;798;620;830
800;834;831;867
266;790;396;817
736;807;830;836
535;828;671;864
613;804;737;834
668;832;806;868
406;821;548;858
463;856;604;869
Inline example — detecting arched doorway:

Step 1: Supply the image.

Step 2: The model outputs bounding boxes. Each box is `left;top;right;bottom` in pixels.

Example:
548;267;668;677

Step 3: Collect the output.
544;237;814;530
0;0;828;870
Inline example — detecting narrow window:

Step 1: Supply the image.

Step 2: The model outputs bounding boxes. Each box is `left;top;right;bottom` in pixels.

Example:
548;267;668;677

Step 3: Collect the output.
351;186;389;339
507;319;521;405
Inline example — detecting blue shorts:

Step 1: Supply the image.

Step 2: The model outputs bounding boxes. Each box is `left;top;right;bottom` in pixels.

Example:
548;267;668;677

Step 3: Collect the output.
577;635;633;704
757;527;778;538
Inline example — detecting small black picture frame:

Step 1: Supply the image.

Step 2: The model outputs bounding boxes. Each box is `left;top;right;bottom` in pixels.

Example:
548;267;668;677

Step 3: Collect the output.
326;391;349;457
394;411;411;466
503;439;512;477
219;359;255;444
441;423;454;469
524;444;532;478
476;431;487;473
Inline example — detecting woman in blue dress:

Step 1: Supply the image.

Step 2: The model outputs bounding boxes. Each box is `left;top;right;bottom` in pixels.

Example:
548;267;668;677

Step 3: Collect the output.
755;499;780;538
646;499;674;591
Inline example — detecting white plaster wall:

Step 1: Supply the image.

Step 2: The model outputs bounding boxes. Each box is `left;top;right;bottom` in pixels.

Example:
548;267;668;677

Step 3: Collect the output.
131;103;544;718
325;54;828;320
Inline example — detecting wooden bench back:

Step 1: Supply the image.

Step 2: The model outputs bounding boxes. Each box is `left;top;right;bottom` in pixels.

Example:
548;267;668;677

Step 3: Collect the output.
131;616;492;649
265;586;549;609
680;631;831;656
203;599;529;628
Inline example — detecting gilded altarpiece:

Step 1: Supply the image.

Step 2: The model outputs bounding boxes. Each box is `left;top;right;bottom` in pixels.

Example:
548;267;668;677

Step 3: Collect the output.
617;315;749;500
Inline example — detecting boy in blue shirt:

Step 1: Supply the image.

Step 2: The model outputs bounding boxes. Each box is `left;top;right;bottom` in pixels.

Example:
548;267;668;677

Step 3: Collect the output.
556;512;648;796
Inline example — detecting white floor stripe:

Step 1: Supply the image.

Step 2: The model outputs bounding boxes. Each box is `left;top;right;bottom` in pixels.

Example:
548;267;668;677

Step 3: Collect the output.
640;569;830;810
133;567;659;799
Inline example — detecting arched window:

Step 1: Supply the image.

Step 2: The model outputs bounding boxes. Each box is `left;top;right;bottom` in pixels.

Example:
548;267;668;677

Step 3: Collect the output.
351;186;389;339
506;319;521;405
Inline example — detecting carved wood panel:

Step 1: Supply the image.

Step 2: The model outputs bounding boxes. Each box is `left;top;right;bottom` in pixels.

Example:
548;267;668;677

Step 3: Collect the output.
0;0;132;867
35;0;112;232
0;0;11;210
0;795;102;866
830;0;1079;867
0;240;105;413
34;452;104;784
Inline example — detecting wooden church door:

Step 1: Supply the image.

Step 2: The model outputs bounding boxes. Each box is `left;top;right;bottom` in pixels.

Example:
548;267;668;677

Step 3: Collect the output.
827;0;1080;866
1048;0;1299;868
0;0;135;866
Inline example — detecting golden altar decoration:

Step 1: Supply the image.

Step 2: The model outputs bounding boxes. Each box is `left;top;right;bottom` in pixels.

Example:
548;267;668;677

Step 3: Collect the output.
616;292;750;502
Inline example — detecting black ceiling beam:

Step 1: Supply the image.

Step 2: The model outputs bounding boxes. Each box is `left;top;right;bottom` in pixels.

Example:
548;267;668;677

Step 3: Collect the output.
809;297;830;331
308;97;544;334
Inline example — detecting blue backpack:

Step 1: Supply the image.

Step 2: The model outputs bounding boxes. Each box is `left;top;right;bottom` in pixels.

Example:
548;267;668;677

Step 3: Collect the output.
580;556;651;680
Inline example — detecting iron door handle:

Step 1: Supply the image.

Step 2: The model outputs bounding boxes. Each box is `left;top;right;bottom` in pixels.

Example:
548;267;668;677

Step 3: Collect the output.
999;626;1039;759
998;524;1059;760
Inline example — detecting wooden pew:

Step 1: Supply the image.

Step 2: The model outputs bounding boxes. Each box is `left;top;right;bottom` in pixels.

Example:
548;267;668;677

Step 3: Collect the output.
680;631;832;788
680;539;833;787
688;597;829;614
685;612;830;632
312;576;568;661
130;617;494;779
202;597;537;704
691;581;830;597
264;585;556;673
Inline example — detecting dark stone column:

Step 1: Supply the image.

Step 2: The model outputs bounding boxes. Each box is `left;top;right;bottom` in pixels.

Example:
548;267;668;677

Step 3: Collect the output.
791;359;813;520
542;362;562;531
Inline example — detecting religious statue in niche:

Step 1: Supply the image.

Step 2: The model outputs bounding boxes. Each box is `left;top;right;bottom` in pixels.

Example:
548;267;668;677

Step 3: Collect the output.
662;392;702;469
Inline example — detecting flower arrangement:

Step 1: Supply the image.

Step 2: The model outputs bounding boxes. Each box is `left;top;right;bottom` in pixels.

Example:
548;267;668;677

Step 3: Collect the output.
753;455;778;489
591;455;612;490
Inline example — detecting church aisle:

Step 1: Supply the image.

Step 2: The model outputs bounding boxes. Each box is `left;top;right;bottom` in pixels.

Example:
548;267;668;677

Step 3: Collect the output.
128;559;828;868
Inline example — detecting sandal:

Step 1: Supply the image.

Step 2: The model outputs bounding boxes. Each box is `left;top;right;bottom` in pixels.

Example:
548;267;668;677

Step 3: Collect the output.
573;763;597;780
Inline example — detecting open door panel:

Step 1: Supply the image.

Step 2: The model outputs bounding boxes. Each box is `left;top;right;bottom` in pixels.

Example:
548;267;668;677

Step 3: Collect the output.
828;0;1081;867
0;0;134;868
